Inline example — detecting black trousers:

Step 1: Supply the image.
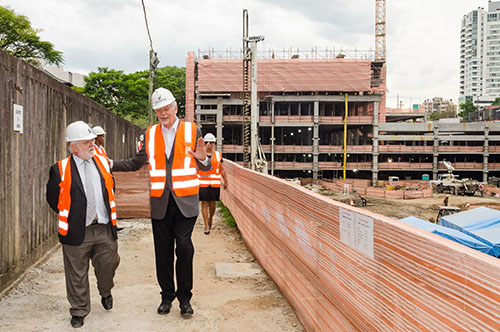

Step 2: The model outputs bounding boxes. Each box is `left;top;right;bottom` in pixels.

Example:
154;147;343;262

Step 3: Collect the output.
151;194;197;303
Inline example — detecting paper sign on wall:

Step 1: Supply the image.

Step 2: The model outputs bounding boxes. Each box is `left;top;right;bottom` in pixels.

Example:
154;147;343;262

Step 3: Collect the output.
355;214;374;259
339;208;356;248
13;104;23;133
339;208;374;259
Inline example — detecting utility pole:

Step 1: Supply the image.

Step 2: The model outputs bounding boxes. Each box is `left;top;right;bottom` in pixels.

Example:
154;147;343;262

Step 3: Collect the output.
141;0;159;126
148;50;159;126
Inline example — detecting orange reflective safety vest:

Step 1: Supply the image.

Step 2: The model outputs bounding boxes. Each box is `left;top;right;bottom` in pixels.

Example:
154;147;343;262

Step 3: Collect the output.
198;151;222;188
94;144;109;160
57;154;117;236
145;122;199;197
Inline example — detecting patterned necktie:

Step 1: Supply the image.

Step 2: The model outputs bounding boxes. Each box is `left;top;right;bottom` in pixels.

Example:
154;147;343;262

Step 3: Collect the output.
84;160;97;225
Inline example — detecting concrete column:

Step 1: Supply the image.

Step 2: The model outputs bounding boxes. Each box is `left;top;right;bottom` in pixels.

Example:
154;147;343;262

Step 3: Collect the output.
484;125;489;183
372;102;379;186
196;106;201;126
313;100;319;182
433;123;439;180
217;98;223;151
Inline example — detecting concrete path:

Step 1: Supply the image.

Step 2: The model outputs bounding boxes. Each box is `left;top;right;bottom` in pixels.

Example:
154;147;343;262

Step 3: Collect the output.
0;212;304;332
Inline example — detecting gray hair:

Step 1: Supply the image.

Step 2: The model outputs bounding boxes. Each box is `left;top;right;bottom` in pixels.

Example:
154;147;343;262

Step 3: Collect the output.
68;142;75;154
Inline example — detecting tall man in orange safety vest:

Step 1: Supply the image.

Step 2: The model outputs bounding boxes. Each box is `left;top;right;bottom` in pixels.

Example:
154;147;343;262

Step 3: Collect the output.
110;87;210;317
46;121;120;328
197;133;228;234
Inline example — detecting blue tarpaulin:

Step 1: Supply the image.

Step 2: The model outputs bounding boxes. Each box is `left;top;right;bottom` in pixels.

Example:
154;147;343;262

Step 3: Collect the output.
399;216;496;257
440;207;500;257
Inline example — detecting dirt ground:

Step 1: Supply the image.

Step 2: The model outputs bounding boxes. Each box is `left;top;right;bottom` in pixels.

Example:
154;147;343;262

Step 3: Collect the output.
0;209;305;332
319;188;500;222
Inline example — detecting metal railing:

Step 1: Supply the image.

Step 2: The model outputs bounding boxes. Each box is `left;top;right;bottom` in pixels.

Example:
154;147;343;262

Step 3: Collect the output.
197;47;375;61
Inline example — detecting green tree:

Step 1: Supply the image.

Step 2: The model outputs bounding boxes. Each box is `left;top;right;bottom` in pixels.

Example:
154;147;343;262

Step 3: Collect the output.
0;6;63;65
458;99;478;120
492;97;500;106
429;109;457;121
75;66;186;128
155;66;186;115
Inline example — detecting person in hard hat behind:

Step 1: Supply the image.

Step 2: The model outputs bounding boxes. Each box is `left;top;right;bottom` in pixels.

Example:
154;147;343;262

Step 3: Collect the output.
92;125;109;160
110;87;210;317
93;125;124;231
46;121;120;328
137;134;144;153
198;133;228;234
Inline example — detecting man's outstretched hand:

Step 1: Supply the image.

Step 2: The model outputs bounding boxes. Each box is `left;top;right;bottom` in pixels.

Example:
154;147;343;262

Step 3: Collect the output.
188;137;207;160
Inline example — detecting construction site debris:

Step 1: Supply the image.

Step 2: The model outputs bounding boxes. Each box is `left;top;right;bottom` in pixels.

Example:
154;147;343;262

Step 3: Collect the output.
488;176;500;187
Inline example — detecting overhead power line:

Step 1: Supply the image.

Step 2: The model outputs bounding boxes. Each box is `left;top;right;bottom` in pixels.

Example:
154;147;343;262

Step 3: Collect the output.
140;0;159;126
141;0;154;51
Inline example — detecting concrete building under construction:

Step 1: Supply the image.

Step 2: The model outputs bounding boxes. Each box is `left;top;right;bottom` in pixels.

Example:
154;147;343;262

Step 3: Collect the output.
185;51;500;183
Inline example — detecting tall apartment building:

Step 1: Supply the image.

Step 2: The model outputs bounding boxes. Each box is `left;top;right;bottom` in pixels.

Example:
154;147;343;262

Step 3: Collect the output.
460;0;500;106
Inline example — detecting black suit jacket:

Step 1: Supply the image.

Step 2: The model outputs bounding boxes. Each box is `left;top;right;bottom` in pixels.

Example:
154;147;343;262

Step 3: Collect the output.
46;155;118;245
112;126;210;220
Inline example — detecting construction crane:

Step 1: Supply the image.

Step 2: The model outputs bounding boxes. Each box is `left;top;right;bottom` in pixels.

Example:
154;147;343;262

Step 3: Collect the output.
242;9;268;173
375;0;386;62
371;0;386;87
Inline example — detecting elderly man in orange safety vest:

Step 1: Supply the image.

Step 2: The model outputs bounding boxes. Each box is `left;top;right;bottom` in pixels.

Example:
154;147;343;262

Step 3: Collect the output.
46;121;120;328
110;87;210;317
197;133;228;234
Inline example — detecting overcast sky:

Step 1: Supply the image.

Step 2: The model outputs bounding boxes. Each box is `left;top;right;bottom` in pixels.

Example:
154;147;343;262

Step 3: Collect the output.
1;0;488;107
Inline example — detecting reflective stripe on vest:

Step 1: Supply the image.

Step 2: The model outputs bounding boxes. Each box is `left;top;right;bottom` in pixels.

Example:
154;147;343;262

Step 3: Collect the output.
57;157;71;236
146;122;199;197
198;151;222;188
57;155;117;236
94;145;109;161
93;154;117;226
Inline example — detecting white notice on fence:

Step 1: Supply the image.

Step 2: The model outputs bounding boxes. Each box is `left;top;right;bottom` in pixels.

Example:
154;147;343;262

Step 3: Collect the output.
13;104;23;133
355;214;374;259
339;208;356;249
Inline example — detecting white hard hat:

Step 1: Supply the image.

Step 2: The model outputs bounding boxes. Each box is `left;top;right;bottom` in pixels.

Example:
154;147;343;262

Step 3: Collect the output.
151;87;176;110
66;121;96;142
139;134;144;141
204;133;216;142
92;125;106;136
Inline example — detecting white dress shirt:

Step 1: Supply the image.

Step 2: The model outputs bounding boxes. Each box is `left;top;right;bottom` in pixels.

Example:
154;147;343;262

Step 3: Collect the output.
73;155;109;225
162;118;180;158
162;117;208;165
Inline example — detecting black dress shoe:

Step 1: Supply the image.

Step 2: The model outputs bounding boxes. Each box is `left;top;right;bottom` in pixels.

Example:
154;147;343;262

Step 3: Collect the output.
157;299;172;315
71;316;84;328
101;295;113;310
180;302;194;316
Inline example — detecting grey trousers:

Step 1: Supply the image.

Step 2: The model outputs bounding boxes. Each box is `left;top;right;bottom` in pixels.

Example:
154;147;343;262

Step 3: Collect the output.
62;223;120;317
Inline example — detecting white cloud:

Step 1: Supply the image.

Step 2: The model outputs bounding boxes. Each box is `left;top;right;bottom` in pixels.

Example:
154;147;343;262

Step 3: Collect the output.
1;0;488;107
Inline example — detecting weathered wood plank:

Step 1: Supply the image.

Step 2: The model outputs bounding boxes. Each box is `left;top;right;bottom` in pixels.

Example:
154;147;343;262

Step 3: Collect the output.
0;49;144;294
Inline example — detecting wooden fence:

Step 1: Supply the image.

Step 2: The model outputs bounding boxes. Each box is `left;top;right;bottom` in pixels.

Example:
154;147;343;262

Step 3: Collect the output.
0;50;144;294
